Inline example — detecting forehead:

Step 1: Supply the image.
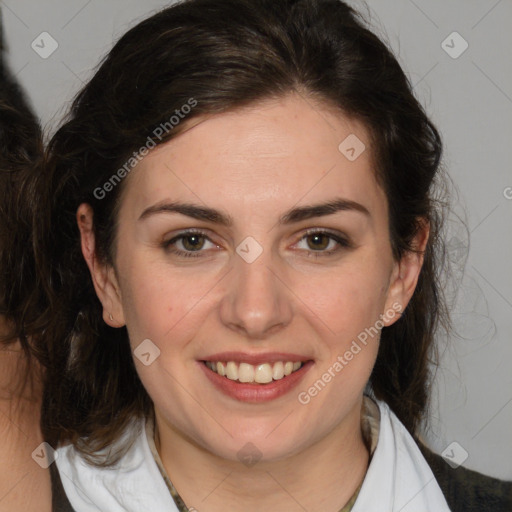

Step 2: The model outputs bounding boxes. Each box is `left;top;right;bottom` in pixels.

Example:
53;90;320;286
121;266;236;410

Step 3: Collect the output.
120;93;386;223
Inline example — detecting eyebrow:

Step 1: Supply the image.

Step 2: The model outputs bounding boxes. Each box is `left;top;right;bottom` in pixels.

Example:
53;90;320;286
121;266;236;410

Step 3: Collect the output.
138;198;370;225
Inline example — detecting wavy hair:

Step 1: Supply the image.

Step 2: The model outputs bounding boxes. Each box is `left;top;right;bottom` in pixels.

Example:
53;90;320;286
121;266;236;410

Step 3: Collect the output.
0;22;44;374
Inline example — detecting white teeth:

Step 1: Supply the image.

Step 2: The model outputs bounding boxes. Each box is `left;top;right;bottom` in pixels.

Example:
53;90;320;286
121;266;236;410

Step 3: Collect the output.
238;363;254;383
205;360;304;383
216;362;225;377
254;363;273;384
226;361;238;380
272;361;284;380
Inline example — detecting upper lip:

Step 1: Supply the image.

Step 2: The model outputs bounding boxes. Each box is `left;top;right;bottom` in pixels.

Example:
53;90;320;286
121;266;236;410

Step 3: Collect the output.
201;352;312;365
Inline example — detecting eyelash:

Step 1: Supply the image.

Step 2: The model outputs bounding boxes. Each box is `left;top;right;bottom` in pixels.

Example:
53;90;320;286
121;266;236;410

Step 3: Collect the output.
162;228;352;259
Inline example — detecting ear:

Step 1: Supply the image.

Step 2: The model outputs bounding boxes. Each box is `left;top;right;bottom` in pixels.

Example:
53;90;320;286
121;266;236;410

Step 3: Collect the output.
77;203;125;327
382;218;430;327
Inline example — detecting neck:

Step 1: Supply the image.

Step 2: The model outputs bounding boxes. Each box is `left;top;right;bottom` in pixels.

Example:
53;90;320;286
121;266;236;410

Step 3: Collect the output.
155;398;369;512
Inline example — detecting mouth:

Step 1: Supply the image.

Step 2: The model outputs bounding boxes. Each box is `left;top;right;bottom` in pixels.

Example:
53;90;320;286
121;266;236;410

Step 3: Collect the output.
198;354;313;403
204;360;304;384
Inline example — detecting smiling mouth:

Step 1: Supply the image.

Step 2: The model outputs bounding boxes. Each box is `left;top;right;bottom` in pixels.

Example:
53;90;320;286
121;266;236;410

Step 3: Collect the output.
203;360;304;384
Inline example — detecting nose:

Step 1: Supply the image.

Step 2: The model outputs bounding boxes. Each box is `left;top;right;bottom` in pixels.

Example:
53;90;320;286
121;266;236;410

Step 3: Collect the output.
218;248;293;339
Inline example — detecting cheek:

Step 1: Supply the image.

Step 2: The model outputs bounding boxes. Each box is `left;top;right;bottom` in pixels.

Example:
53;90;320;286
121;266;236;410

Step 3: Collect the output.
293;254;391;339
117;255;219;350
115;253;175;344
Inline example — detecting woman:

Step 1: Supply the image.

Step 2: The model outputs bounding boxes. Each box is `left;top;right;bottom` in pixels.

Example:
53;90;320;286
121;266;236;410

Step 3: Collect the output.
0;18;52;512
36;0;511;510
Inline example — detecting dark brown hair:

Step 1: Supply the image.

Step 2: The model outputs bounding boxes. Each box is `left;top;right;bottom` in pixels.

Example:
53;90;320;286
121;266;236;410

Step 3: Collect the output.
38;0;450;461
0;23;44;373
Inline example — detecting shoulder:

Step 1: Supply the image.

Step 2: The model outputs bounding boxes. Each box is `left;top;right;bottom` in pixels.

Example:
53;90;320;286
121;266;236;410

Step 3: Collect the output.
418;442;512;512
53;417;175;511
368;398;511;511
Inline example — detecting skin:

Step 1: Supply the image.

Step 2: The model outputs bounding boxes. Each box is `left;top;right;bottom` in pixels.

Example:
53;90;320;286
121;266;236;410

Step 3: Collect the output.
78;93;429;512
0;328;51;512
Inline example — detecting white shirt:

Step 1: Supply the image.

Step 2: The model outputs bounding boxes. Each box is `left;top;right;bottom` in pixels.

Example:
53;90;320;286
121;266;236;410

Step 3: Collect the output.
56;399;451;512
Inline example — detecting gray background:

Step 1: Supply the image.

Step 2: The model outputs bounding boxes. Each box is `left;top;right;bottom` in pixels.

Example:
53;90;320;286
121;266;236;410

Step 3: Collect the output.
2;0;511;479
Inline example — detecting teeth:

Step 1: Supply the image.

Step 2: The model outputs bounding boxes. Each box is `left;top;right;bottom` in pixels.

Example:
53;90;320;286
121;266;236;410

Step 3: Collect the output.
226;361;237;380
238;363;254;383
254;363;273;384
205;360;304;383
216;362;225;377
272;361;284;380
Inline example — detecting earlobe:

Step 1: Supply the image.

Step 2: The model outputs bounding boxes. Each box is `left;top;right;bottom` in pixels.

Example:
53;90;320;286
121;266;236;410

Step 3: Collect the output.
76;203;126;327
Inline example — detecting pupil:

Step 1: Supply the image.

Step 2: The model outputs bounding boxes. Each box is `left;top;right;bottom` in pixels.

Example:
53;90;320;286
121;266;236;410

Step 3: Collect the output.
184;235;204;251
308;234;328;250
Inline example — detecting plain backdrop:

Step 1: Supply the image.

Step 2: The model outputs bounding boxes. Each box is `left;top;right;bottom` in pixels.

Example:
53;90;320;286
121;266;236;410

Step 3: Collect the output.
2;0;511;479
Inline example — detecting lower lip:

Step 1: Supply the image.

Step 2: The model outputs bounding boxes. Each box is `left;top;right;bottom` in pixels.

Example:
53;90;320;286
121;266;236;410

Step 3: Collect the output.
198;360;314;403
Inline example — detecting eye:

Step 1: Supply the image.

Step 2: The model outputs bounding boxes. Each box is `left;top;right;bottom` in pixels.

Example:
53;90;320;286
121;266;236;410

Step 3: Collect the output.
294;229;351;257
162;228;352;259
162;230;219;258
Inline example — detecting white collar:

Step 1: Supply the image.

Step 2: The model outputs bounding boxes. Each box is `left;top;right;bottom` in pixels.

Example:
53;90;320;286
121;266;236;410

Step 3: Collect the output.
56;399;450;512
56;419;179;511
352;400;450;512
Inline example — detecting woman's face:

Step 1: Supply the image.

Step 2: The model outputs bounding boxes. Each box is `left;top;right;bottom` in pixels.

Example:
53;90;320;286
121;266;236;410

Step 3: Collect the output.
81;93;424;462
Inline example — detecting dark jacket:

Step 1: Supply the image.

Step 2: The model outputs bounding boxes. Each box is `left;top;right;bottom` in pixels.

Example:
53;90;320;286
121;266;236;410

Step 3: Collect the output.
419;443;512;512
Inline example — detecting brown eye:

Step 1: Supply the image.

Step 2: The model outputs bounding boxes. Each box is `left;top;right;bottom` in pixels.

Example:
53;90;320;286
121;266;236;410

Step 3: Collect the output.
294;230;352;258
162;230;219;259
181;234;206;251
305;233;331;251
